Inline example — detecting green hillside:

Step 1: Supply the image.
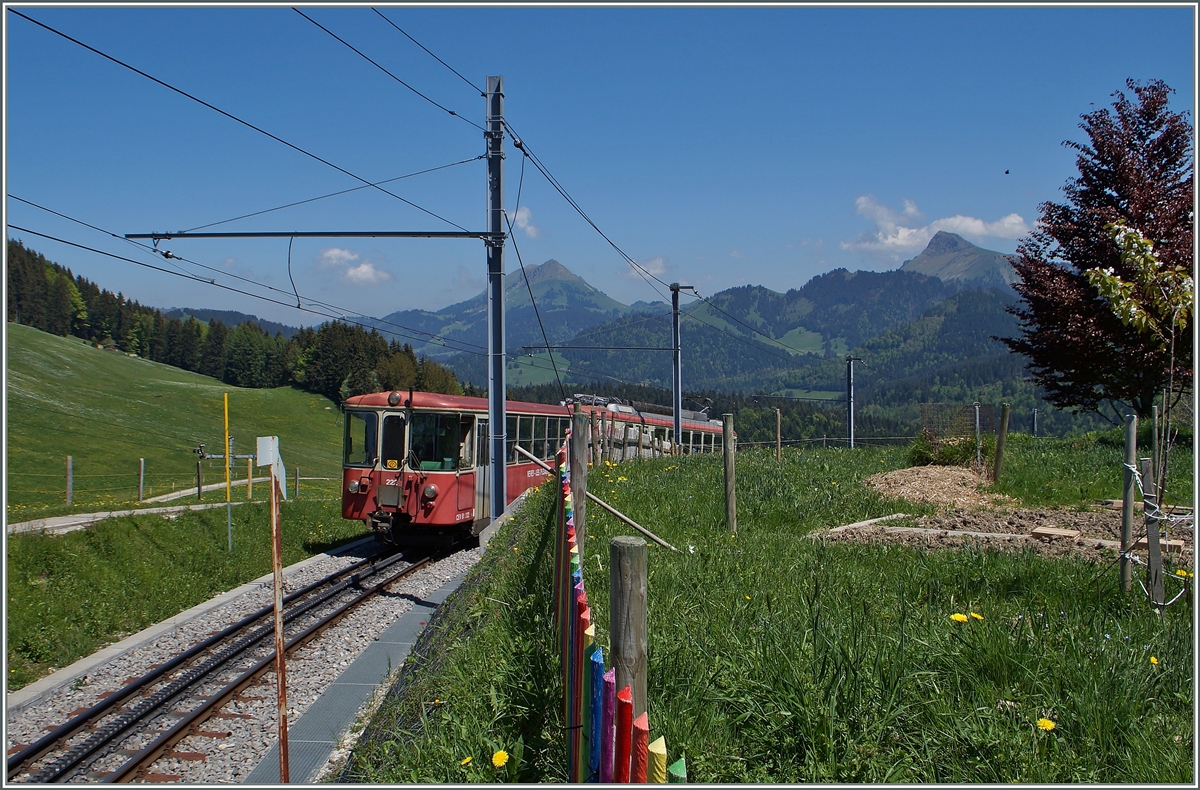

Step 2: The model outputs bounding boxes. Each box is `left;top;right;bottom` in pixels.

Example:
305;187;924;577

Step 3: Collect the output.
6;322;344;522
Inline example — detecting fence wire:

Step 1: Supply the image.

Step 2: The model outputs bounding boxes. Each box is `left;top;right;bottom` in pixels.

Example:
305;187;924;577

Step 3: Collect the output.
921;403;996;438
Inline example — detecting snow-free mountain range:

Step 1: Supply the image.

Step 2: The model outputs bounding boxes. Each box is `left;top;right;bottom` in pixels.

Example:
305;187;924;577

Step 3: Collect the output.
176;231;1024;399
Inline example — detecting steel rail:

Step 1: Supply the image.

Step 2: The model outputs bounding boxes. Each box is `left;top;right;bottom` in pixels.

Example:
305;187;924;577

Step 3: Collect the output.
8;549;412;782
105;551;444;783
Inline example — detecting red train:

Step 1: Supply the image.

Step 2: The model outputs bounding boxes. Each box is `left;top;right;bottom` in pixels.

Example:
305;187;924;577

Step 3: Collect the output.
341;391;724;545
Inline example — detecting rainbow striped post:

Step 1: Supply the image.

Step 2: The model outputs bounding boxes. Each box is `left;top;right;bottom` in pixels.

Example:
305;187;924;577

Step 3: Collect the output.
589;647;605;781
600;669;616;782
667;756;687;783
647;736;667;783
631;712;649;782
614;684;633;782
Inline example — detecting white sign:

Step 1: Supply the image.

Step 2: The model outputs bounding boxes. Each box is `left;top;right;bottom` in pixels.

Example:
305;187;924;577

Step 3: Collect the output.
256;436;288;499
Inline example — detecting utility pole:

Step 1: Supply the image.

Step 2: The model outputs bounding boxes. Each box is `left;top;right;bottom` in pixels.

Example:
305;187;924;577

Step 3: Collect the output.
669;283;692;451
846;355;862;448
486;75;507;520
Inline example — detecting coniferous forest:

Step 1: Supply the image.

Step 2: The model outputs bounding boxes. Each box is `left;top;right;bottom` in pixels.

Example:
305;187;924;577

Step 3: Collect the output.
5;239;462;402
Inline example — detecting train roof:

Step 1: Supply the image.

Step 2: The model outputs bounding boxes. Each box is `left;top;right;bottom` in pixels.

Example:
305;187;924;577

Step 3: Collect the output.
343;391;720;429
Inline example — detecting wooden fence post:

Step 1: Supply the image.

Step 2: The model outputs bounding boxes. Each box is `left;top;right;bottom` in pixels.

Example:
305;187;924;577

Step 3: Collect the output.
776;408;782;462
571;406;589;560
1121;413;1137;593
610;536;648;719
197;460;203;501
589;411;599;467
138;458;145;502
294;466;300;500
993;402;1011;484
66;456;73;507
723;413;737;535
247;457;253;500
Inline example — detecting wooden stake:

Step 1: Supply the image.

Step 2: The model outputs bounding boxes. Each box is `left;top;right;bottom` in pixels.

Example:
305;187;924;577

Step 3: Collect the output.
600;668;616;783
1121;413;1137;593
610;536;648;719
723;413;737;535
138;458;145;502
247;457;253;500
1142;457;1164;607
993;402;1011;484
270;473;290;782
667;756;687;783
196;460;203;501
589;646;605;780
570;406;589;561
66;455;73;507
775;408;782;462
648;736;667;783
631;712;649;783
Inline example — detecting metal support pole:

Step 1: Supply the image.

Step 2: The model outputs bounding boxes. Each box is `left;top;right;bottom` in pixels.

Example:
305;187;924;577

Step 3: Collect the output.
66;456;73;507
138;458;145;502
247;457;253;500
486;75;507;520
1121;413;1137;593
1032;408;1038;437
295;466;300;500
197;460;203;501
846;356;861;448
973;402;982;473
670;283;692;448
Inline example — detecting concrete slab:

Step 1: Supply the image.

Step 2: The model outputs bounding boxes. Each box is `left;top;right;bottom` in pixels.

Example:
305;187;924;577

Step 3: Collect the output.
243;490;531;784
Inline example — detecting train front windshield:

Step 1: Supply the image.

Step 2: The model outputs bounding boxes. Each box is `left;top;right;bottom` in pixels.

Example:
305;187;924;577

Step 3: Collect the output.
344;411;377;467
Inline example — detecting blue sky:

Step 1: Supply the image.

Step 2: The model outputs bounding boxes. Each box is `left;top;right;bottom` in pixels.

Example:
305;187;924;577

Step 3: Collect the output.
4;4;1195;327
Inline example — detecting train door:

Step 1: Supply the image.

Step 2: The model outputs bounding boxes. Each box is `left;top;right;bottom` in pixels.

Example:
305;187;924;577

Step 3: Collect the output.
456;413;476;511
474;418;489;519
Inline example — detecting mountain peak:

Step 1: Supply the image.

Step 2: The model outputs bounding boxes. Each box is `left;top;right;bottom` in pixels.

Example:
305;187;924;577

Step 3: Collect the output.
522;258;584;286
900;232;1017;289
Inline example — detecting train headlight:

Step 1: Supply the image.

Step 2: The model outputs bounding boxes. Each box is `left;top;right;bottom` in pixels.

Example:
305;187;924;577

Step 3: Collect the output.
422;484;438;500
387;391;401;406
348;479;360;494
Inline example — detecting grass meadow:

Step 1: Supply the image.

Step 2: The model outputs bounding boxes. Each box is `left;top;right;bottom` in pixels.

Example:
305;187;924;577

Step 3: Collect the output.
347;439;1194;783
5;322;345;522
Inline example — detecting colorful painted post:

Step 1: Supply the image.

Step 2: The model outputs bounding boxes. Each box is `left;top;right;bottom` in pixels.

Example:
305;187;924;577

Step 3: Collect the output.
631;712;649;783
614;685;634;782
580;626;597;783
589;648;605;780
647;736;667;783
667;756;687;783
600;669;616;783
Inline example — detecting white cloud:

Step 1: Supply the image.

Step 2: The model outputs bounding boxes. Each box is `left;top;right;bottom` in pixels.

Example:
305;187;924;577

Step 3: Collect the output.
840;195;1029;257
729;249;746;259
316;246;391;285
621;255;669;280
506;206;539;238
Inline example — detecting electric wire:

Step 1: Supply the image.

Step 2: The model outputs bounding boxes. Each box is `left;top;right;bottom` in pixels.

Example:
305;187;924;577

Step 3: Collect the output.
293;8;485;132
506;154;567;401
8;8;470;232
8;223;643;389
9;196;490;356
371;8;483;96
179;155;485;233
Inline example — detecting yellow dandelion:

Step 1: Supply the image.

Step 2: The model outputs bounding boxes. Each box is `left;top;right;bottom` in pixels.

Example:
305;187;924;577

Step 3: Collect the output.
492;750;509;769
1176;569;1187;577
1150;656;1158;665
617;476;628;482
949;613;969;623
461;757;472;766
745;595;751;601
969;612;983;621
1036;718;1056;732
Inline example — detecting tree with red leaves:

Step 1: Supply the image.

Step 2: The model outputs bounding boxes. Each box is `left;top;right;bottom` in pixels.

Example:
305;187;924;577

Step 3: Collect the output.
1002;79;1193;420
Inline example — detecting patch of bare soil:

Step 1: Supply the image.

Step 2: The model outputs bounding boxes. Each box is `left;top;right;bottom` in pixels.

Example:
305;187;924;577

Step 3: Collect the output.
865;465;1011;509
821;506;1194;566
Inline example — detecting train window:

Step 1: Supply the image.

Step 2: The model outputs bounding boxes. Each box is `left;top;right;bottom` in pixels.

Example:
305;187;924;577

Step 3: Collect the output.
381;414;406;470
459;414;475;468
476;419;489;467
506;415;518;464
344;411;378;467
410;413;460;471
682;430;692;454
518;416;533;457
534;417;548;459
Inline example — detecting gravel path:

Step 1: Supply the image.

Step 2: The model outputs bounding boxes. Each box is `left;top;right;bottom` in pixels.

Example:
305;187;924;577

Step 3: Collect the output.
5;544;487;783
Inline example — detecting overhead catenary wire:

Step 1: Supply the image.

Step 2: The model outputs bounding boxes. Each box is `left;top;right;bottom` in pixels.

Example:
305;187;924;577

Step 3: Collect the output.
179;155;485;233
293;8;485;132
8;8;470;232
371;8;483;96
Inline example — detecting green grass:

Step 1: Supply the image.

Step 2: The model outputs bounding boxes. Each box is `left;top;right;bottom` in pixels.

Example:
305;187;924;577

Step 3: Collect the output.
6;323;345;522
6;496;368;690
507;351;570;387
994;433;1194;509
775;327;824;354
346;440;1194;783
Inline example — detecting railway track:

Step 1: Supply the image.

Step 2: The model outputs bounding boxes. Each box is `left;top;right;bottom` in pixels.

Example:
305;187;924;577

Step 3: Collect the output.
7;544;458;783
